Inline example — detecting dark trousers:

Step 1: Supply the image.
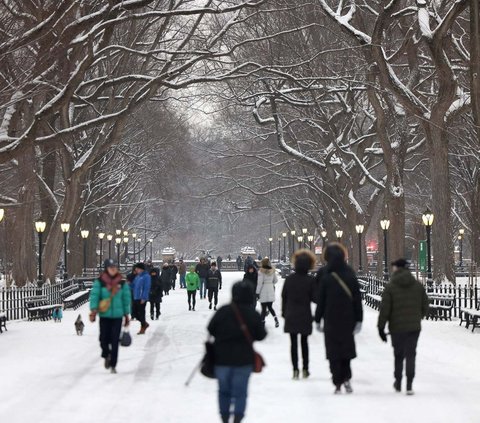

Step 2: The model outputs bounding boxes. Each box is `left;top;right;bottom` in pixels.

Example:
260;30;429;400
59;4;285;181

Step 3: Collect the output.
260;302;276;321
188;290;197;309
290;334;309;371
329;359;352;387
171;278;176;290
99;317;122;368
391;331;420;385
208;288;219;306
133;300;147;326
150;301;161;318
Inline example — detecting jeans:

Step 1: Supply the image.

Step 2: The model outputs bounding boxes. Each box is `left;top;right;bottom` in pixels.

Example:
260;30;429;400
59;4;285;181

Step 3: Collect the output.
187;290;197;309
208;287;219;306
99;317;123;368
180;274;186;288
132;300;147;326
329;359;352;387
215;365;253;420
391;331;420;386
200;278;207;299
290;334;309;371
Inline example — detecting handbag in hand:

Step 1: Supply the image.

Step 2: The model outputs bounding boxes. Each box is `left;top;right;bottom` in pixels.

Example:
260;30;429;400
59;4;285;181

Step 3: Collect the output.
200;338;215;378
120;327;132;347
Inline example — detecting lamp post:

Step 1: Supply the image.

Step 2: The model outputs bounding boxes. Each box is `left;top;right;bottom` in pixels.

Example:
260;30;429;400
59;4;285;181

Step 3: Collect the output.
137;238;141;262
278;237;282;262
123;236;129;264
107;235;113;259
321;230;327;249
81;230;89;276
132;233;137;263
297;235;303;250
291;230;296;255
355;225;364;274
149;238;153;260
268;237;273;259
98;233;105;269
380;219;390;281
61;223;70;279
459;228;465;268
422;209;434;289
35;221;46;283
336;230;343;243
282;232;287;261
116;229;122;236
307;235;314;250
115;237;122;265
302;228;308;248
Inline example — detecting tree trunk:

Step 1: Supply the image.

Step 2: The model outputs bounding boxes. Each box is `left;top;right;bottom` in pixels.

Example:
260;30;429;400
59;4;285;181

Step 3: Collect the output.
471;0;480;140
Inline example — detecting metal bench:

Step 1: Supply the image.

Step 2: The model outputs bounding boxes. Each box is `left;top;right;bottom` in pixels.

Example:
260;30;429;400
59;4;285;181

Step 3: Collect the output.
428;294;455;321
0;312;7;333
25;296;62;321
63;289;90;310
460;301;480;332
365;294;382;310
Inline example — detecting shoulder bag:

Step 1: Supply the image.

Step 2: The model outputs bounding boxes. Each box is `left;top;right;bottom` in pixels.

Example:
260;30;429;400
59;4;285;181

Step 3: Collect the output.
330;272;352;300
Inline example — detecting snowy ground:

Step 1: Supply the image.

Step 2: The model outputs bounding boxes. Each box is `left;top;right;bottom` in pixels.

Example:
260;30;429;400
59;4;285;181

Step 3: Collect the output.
1;272;480;423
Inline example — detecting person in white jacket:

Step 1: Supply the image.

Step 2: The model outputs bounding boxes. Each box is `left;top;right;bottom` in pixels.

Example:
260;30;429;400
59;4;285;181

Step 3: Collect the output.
256;257;279;328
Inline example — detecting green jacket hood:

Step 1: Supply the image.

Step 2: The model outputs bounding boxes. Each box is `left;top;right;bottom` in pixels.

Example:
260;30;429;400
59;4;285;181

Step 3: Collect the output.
391;268;416;288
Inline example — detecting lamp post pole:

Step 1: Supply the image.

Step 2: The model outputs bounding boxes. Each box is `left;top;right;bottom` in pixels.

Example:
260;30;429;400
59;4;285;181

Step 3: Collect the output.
61;223;70;279
291;230;296;256
336;230;343;243
297;236;303;250
459;228;465;268
282;232;287;261
107;235;113;259
98;233;105;269
278;237;281;262
149;239;153;260
80;230;89;276
35;221;46;283
380;219;390;281
116;238;121;265
422;209;435;290
132;233;137;263
321;230;327;250
268;237;273;259
355;225;364;274
123;237;129;264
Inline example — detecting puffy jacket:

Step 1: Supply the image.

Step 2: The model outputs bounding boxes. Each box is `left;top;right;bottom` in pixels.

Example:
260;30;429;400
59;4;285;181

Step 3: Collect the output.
257;267;277;303
207;269;222;289
90;274;131;318
132;270;152;301
178;262;187;275
186;270;200;291
378;268;429;333
196;262;210;279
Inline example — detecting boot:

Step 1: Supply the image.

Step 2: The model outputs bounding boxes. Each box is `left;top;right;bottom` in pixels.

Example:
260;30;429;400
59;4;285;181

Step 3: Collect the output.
138;323;150;335
209;302;212;310
214;305;217;311
111;368;117;374
274;317;279;328
150;314;154;320
233;415;243;423
221;415;229;423
104;355;111;370
406;379;414;395
334;385;342;394
394;379;401;393
344;380;353;394
302;369;310;379
293;369;300;380
189;305;191;311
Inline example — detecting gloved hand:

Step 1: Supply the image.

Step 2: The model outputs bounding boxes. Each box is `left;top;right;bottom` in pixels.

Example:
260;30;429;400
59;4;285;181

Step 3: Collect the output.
124;315;130;327
89;311;97;323
316;322;324;333
378;328;388;343
353;322;362;335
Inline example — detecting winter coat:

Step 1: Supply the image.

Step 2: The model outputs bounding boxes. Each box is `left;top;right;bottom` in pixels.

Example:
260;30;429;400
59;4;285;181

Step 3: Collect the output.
256;267;278;303
195;262;210;279
160;266;171;291
282;273;315;335
149;267;163;303
378;268;429;334
244;256;256;272
217;256;223;269
90;273;131;318
186;271;200;291
170;265;178;280
243;269;258;292
208;304;267;366
207;269;222;290
315;263;363;361
132;270;152;302
178;262;187;275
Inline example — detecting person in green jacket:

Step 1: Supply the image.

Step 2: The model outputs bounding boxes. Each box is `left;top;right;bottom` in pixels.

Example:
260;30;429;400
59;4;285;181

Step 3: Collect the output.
378;258;429;395
185;266;200;311
89;259;131;374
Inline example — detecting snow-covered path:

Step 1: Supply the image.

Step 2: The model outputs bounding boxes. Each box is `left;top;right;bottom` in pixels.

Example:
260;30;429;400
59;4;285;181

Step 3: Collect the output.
1;272;480;423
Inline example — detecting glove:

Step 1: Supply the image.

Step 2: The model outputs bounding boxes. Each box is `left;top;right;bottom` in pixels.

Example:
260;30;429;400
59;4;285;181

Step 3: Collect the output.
353;322;362;335
378;328;388;343
89;311;97;323
124;315;130;327
316;322;324;333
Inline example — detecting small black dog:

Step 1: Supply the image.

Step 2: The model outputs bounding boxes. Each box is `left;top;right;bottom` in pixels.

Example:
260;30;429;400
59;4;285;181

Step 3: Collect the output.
75;314;85;336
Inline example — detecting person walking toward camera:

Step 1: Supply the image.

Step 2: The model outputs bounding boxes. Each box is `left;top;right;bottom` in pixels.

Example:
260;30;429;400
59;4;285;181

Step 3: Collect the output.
282;250;316;380
315;243;363;394
257;257;279;328
186;266;200;311
207;262;222;310
378;258;429;396
178;259;187;289
131;262;151;335
196;257;210;299
89;259;131;374
208;281;267;423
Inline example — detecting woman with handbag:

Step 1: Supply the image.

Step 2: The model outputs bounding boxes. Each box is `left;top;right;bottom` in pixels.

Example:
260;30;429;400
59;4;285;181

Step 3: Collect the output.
315;243;363;394
256;257;279;328
89;259;131;374
207;281;267;423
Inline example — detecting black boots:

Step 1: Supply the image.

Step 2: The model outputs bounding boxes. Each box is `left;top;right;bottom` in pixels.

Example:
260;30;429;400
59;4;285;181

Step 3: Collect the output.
274;317;279;328
293;369;300;380
394;379;401;392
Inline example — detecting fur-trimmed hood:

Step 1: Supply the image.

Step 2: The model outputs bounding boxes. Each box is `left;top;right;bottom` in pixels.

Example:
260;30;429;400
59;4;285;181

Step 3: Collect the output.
259;267;275;276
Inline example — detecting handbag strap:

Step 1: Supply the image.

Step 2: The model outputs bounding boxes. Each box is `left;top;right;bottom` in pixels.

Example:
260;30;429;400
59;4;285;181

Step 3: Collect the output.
231;303;254;345
331;272;352;300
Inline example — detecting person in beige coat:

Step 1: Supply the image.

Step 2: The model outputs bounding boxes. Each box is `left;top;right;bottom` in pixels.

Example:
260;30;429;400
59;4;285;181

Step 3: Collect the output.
256;257;279;328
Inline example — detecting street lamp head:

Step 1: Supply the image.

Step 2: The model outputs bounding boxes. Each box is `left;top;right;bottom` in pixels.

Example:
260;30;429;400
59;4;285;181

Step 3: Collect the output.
307;235;314;242
282;232;287;238
268;237;273;242
115;229;122;236
459;228;465;236
115;237;122;245
0;208;4;222
291;230;296;236
123;237;129;243
107;234;113;241
458;235;462;240
422;208;434;227
380;219;391;231
302;228;308;235
355;225;364;234
149;238;153;243
123;230;128;236
35;221;47;233
60;223;70;233
98;232;105;240
297;236;303;242
335;230;343;239
321;230;327;238
132;233;137;239
80;230;89;239
137;238;141;243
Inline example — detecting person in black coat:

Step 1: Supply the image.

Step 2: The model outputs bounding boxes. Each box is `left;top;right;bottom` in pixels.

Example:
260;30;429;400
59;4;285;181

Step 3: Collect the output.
208;281;267;423
160;263;171;296
243;264;258;307
206;262;222;310
282;250;316;380
149;266;163;320
170;262;178;290
315;243;363;394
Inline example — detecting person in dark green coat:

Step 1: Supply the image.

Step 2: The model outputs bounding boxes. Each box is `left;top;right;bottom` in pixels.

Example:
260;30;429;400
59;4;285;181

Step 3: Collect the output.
378;259;429;395
185;266;200;311
90;259;131;374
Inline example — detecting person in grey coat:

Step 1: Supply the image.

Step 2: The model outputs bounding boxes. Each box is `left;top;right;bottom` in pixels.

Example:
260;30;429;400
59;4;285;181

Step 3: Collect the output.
256;257;279;328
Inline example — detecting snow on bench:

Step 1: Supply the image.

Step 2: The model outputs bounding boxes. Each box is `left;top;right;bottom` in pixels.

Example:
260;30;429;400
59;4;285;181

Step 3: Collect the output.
64;290;90;301
63;289;90;310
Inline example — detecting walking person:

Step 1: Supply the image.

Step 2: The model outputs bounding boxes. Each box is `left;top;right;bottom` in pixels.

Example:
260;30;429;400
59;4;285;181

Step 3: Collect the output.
207;262;222;310
378;258;429;395
256;257;279;328
149;265;163;320
217;255;223;270
282;250;316;380
243;264;258;307
89;259;131;374
160;262;171;296
131;262;152;335
170;261;178;290
196;257;210;299
185;266;200;311
178;259;187;289
208;281;267;423
315;243;363;394
236;255;243;271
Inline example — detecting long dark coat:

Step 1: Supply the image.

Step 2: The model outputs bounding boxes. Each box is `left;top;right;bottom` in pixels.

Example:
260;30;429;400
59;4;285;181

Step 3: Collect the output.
149;267;163;303
282;273;315;335
315;263;363;361
160;266;171;292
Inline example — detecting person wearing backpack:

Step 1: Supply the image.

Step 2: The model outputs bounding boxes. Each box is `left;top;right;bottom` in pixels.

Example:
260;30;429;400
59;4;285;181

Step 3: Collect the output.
185;266;200;311
89;259;131;374
315;243;363;394
208;281;267;423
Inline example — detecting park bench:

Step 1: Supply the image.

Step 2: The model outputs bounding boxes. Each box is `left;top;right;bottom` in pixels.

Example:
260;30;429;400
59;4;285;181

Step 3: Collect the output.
459;301;480;332
63;289;90;310
365;294;382;310
25;296;62;321
0;312;7;333
427;294;455;321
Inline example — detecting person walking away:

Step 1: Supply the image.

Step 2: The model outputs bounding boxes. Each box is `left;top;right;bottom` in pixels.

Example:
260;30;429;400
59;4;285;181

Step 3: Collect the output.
282;250;316;380
149;265;163;320
243;264;258;308
244;255;254;272
378;258;429;395
236;255;243;271
170;261;178;290
196;257;210;299
132;263;152;335
185;266;200;311
208;281;267;423
257;258;279;328
160;262;171;296
89;259;131;373
207;262;222;310
315;243;363;394
178;259;187;289
217;255;223;270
